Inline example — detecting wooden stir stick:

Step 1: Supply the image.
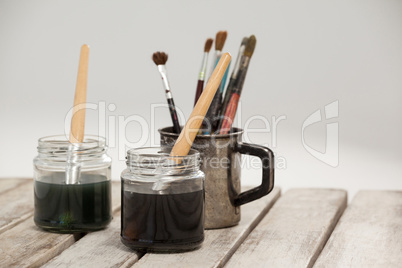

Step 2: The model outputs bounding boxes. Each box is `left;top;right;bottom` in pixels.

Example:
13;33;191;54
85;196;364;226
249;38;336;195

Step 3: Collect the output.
170;52;231;157
69;44;90;143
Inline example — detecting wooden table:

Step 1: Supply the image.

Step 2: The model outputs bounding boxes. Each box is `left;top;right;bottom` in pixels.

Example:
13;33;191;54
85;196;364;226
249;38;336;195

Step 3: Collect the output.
0;179;401;267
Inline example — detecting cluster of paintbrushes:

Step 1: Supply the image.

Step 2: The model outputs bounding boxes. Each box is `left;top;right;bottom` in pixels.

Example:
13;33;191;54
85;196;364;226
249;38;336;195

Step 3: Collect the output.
152;31;256;136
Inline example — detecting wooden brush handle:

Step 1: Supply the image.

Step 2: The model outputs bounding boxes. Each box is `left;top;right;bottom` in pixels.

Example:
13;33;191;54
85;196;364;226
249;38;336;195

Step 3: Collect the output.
170;52;231;157
69;44;89;143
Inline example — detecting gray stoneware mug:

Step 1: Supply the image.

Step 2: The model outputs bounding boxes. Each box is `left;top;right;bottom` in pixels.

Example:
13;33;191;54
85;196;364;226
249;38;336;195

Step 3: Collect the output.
159;127;274;229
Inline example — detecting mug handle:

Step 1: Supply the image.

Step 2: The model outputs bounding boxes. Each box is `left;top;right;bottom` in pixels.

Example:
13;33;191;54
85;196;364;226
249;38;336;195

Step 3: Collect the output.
233;142;275;206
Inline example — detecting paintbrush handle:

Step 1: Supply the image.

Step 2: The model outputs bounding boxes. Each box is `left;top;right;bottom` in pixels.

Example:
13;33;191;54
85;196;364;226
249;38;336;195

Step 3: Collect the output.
218;92;240;135
201;57;230;133
202;90;222;133
233;56;251;95
170;53;231;157
157;65;181;134
69;44;89;143
194;80;204;106
219;62;230;93
217;76;236;126
167;97;181;134
216;56;251;134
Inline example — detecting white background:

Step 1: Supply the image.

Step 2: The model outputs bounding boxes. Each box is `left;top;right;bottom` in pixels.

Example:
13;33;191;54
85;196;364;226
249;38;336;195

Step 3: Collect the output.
1;0;401;200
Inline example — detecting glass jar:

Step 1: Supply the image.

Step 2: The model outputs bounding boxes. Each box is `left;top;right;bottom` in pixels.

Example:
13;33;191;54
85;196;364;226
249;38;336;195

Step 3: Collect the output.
33;135;112;233
121;147;205;252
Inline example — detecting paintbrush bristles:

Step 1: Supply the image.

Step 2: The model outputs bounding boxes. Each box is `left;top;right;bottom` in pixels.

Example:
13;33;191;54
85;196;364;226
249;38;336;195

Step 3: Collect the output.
152;51;168;65
204;38;213;52
215;31;227;51
244;35;257;58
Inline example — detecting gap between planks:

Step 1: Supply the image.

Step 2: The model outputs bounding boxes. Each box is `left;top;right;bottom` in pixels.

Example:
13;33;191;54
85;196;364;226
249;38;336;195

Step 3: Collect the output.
0;180;34;234
42;209;143;267
225;188;347;268
134;188;281;268
43;187;281;268
0;180;121;268
314;190;402;267
0;178;32;195
0;179;280;268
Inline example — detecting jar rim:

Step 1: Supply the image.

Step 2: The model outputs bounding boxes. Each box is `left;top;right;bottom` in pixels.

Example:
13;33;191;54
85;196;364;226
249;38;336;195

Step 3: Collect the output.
127;146;200;161
35;135;110;168
125;147;201;176
38;135;106;147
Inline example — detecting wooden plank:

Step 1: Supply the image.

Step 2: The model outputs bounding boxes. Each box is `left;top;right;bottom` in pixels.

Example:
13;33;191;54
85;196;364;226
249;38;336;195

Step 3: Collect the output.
134;187;281;268
0;178;31;194
110;180;122;214
42;213;142;268
225;188;347;268
0;218;79;267
0;181;121;267
314;190;402;267
0;181;34;234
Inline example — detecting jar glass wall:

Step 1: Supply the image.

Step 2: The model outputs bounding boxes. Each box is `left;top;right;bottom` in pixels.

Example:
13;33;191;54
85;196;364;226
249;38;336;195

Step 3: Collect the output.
121;147;205;252
33;135;112;233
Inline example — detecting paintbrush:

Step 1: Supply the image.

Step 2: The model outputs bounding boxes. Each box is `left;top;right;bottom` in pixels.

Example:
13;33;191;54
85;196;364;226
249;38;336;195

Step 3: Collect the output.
217;37;248;129
170;53;231;158
217;35;257;135
152;52;181;134
66;44;89;184
202;31;228;133
208;31;227;80
194;38;213;106
218;33;231;95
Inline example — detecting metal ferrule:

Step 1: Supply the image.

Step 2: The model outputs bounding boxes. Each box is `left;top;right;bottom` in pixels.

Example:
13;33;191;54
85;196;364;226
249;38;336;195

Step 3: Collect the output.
158;65;173;98
208;50;221;78
198;52;209;80
233;55;251;93
215;50;223;59
232;45;246;79
240;55;250;70
158;65;170;91
65;143;81;184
